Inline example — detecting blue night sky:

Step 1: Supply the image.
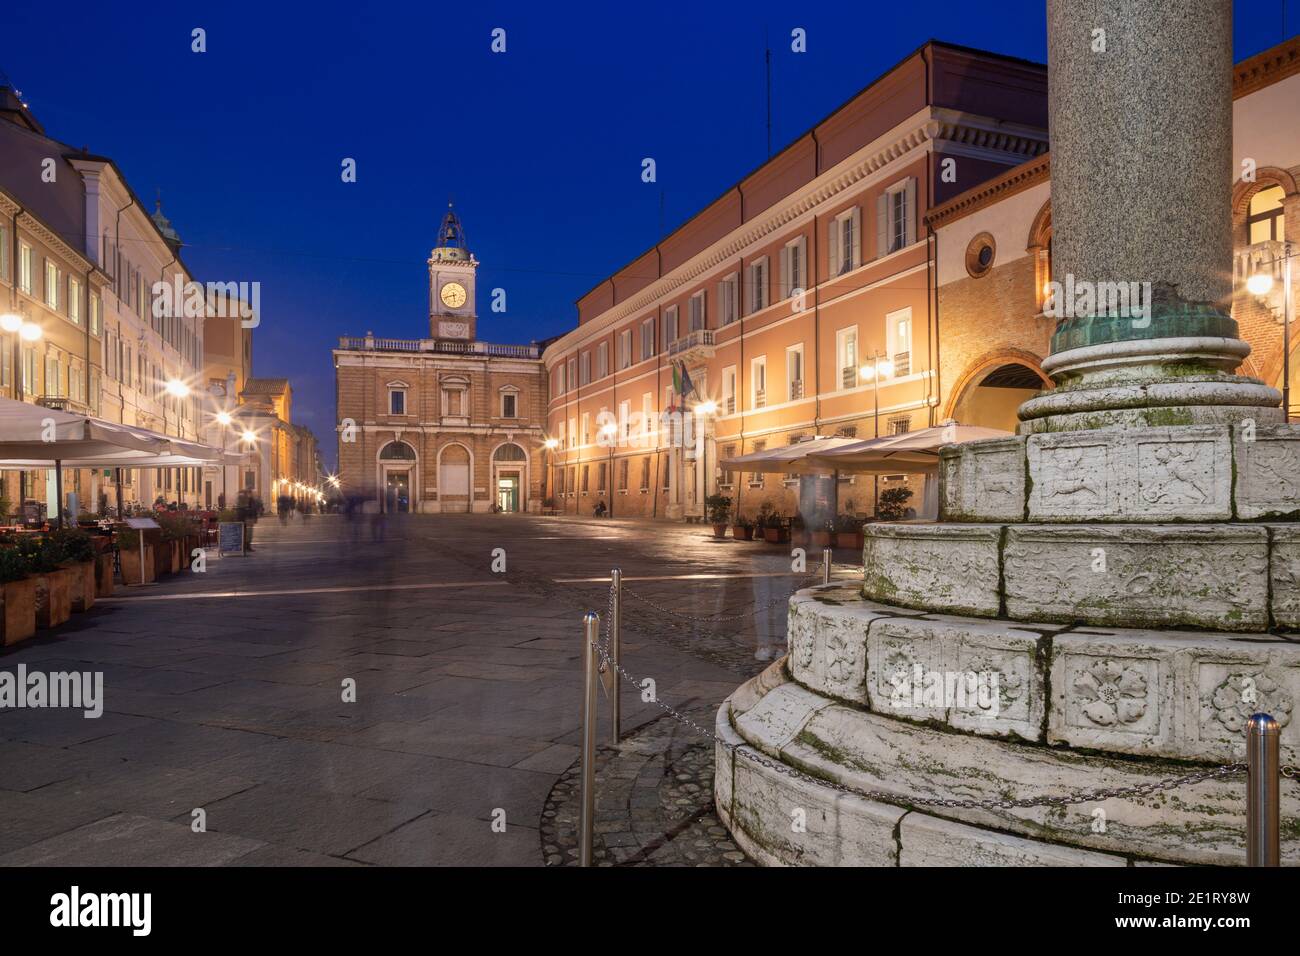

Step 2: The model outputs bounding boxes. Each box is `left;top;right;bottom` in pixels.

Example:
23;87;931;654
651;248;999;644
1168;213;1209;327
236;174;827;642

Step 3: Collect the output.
0;1;1293;468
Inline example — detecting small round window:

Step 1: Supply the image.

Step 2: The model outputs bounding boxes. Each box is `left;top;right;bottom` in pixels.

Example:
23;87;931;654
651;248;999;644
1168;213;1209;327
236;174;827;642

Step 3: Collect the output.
965;233;997;278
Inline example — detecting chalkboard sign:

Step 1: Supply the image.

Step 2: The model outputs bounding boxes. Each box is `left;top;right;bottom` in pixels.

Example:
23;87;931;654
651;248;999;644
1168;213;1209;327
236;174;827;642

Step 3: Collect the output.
218;522;245;556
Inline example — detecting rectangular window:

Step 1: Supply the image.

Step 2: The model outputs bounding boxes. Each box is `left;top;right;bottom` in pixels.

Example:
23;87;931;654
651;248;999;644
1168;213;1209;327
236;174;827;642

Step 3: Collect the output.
887;307;913;377
618;458;628;491
640;318;655;360
568;417;577;449
889;417;911;436
830;207;861;275
722;444;737;485
787;345;804;400
780;237;806;300
751;356;767;408
502;392;517;418
878;178;916;257
0;225;7;281
45;354;60;397
68;277;81;324
837;327;858;389
722;365;737;415
719;274;738;325
750;440;766;485
581;413;590;446
748;257;768;314
45;261;59;309
619;399;631;444
688;291;706;332
19;243;33;295
567;357;577;391
642;392;653;439
619;329;633;369
389;389;406;415
640;458;649;491
598;463;607;493
597;341;608;379
582;465;590;493
90;294;101;335
663;306;678;349
580;351;591;386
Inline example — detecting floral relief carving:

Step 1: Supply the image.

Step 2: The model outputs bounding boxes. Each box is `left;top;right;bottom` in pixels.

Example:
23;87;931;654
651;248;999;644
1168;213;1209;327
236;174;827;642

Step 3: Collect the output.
1209;672;1294;733
824;631;860;687
1072;658;1149;727
793;622;815;671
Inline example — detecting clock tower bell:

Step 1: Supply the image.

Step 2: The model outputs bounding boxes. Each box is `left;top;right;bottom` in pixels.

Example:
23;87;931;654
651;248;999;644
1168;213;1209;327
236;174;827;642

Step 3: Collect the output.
428;203;477;341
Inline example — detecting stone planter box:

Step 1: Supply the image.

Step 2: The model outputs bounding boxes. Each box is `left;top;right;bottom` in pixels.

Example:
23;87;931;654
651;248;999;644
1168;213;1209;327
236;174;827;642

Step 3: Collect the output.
732;525;753;541
69;560;96;613
35;567;73;629
1;578;37;646
120;546;155;585
94;553;115;597
168;539;183;574
763;527;790;544
811;530;833;549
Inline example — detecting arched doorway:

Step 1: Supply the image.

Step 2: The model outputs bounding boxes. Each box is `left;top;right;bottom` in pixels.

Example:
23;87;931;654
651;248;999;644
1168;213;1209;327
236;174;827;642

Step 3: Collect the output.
378;441;417;513
948;359;1050;432
437;443;472;513
492;442;528;513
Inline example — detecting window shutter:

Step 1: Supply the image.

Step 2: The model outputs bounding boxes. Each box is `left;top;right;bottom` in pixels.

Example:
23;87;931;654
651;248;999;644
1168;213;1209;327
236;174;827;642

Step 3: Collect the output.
876;194;889;259
850;207;862;267
779;245;790;299
904;178;917;247
827;218;839;276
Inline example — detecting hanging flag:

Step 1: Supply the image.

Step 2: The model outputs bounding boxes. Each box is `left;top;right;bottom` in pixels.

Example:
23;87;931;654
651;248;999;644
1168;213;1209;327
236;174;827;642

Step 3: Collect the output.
679;362;696;401
671;361;682;398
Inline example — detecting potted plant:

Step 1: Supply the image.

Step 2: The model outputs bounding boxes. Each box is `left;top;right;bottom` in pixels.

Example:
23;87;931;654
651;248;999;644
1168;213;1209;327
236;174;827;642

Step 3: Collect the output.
877;487;915;521
763;510;787;544
705;493;732;538
0;543;37;646
94;533;115;598
835;513;864;550
24;534;73;629
117;526;156;585
732;515;754;541
51;528;97;613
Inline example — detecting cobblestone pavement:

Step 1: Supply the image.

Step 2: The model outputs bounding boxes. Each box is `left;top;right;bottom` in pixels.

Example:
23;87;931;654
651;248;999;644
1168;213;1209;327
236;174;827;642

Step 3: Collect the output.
0;514;854;865
541;707;752;866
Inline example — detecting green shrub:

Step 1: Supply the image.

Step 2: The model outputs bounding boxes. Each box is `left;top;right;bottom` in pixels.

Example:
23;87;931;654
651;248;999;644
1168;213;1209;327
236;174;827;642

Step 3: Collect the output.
50;528;95;563
0;546;28;583
876;487;914;521
704;493;732;524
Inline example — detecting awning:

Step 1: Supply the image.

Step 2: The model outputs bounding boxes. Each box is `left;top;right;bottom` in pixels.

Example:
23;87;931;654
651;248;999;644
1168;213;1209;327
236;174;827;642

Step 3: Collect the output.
807;424;1012;474
718;436;863;475
0;397;234;468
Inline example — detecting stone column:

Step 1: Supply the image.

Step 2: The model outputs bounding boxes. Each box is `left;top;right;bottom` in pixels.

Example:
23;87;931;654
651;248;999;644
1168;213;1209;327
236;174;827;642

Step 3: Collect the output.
1019;0;1282;432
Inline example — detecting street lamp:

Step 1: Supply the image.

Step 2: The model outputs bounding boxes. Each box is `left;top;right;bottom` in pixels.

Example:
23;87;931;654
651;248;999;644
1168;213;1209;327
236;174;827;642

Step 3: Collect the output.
1248;240;1295;422
859;353;895;516
600;423;618;517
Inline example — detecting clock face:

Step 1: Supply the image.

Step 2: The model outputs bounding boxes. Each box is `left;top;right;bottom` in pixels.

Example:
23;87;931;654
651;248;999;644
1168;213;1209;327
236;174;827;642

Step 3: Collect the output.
440;282;467;309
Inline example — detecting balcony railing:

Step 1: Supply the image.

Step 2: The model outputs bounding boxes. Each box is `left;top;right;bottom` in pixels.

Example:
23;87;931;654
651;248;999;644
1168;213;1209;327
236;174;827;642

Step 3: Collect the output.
893;351;911;377
1235;240;1290;321
789;380;804;401
667;329;715;358
337;336;540;358
841;367;857;389
754;388;766;408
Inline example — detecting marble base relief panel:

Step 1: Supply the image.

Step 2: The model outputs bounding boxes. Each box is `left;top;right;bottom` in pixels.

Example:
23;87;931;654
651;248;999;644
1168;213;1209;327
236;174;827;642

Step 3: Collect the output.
1050;628;1300;762
1002;524;1269;631
939;437;1027;522
1234;422;1300;519
1026;426;1231;522
865;614;1049;742
787;586;903;705
1273;525;1300;629
862;523;1002;617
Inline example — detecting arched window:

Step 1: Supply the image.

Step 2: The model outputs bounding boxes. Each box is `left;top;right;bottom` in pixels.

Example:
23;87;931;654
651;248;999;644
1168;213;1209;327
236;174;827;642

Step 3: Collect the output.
493;443;527;462
1248;185;1286;245
380;441;416;461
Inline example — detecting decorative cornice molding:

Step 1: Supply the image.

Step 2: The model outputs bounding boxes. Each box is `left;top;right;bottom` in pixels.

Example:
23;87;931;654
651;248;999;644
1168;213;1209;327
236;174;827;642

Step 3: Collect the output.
1233;35;1300;100
925;152;1051;229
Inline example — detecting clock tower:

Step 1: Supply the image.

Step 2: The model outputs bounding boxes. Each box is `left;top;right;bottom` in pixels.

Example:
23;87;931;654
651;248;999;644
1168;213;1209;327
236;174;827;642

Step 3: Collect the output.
427;203;477;341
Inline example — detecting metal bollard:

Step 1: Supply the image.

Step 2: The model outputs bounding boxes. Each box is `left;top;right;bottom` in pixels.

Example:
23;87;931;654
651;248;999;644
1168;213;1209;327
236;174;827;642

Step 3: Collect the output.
610;568;622;745
1246;712;1280;866
580;611;600;867
822;548;832;585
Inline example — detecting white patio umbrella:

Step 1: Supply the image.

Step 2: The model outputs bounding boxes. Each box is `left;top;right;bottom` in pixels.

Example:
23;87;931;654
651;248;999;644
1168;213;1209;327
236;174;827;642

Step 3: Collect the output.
807;424;1012;474
717;435;862;475
0;398;233;522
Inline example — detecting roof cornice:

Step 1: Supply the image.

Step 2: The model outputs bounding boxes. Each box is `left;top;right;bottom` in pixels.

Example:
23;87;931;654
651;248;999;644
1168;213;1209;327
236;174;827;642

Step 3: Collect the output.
1233;35;1300;99
925;152;1051;229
